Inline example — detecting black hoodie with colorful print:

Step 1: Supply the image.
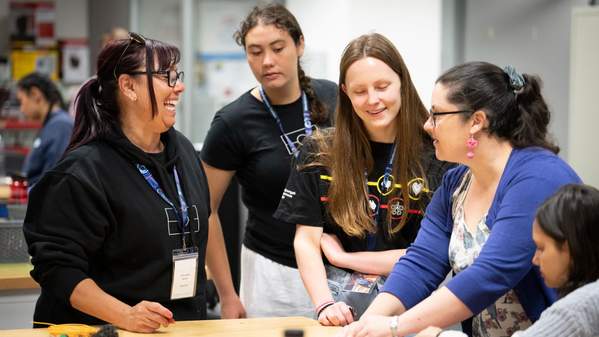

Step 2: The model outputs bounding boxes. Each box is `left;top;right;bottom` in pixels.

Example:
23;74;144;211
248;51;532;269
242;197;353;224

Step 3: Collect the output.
23;127;210;325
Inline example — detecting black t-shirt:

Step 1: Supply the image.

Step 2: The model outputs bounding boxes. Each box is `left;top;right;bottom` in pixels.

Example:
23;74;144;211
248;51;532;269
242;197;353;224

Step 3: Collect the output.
201;79;338;267
274;138;451;254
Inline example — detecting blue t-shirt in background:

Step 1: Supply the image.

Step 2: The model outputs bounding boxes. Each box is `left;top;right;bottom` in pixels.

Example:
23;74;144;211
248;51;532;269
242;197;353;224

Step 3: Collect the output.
23;110;73;188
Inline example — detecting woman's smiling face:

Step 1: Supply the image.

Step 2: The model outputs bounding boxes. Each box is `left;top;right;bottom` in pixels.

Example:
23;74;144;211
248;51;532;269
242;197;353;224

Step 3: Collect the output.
342;56;402;142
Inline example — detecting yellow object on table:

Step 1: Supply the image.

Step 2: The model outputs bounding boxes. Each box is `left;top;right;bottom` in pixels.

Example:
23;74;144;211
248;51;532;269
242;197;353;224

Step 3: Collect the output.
0;317;341;337
47;324;98;337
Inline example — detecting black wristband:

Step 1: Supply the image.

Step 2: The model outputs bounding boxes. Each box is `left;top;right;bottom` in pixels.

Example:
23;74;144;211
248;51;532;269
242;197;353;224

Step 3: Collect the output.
316;302;335;317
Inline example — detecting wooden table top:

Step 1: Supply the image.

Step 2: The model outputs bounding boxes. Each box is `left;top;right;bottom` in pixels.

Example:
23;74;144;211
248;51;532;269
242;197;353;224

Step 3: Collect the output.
0;317;341;337
0;263;38;290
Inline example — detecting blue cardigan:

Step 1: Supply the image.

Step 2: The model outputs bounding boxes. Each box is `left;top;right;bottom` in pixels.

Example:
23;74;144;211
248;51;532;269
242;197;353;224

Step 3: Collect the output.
382;147;580;321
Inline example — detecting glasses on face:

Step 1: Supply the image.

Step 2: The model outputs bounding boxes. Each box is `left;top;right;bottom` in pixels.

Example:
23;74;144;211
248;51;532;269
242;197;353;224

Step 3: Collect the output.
427;109;473;127
113;32;147;80
126;69;185;88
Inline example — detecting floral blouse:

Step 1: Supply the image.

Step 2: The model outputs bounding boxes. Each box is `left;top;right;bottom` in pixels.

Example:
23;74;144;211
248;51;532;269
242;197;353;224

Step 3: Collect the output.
449;171;532;337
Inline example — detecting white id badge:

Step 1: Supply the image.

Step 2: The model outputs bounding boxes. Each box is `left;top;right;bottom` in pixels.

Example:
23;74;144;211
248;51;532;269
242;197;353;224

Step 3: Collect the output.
170;247;199;300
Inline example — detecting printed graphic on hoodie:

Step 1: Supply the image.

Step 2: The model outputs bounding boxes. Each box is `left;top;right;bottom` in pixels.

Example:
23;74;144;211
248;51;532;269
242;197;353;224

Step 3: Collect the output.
166;204;201;236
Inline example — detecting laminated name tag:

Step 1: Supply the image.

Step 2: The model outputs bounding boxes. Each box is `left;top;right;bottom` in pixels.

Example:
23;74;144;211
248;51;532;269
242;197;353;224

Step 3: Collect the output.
170;247;199;300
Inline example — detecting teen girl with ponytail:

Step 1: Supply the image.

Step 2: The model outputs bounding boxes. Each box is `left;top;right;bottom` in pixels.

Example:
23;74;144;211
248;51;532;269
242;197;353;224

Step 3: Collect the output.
201;3;337;318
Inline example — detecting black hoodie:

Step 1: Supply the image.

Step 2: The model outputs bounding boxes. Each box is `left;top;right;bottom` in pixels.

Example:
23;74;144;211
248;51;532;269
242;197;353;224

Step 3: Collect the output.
23;127;210;325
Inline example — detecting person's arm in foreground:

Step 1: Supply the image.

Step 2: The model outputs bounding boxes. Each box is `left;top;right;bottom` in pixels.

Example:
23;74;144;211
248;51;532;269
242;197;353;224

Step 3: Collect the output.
295;225;354;326
320;233;405;276
202;161;246;318
71;279;174;332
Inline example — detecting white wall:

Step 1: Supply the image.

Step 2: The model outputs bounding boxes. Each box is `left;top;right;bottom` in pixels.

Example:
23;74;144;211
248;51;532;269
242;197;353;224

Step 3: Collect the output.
54;0;88;39
191;0;258;143
137;0;181;47
463;0;588;159
287;0;442;107
88;0;129;75
569;7;599;187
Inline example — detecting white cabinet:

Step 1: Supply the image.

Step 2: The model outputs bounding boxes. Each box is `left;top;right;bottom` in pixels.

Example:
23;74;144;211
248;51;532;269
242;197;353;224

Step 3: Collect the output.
0;289;39;329
569;7;599;187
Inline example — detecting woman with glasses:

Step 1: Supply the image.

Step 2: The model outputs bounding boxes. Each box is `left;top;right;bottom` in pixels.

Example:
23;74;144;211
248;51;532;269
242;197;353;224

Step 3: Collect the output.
16;72;73;188
340;62;581;337
23;33;236;332
200;3;337;318
274;33;450;326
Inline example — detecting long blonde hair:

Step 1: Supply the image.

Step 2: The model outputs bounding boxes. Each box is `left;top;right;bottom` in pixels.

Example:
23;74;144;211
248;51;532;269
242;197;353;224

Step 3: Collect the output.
322;33;429;238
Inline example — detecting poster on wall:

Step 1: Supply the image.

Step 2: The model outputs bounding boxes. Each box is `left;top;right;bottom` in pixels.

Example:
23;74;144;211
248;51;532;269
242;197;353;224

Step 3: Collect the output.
197;0;255;53
9;1;56;48
10;49;59;81
203;55;255;109
197;0;257;108
62;40;90;84
34;2;55;47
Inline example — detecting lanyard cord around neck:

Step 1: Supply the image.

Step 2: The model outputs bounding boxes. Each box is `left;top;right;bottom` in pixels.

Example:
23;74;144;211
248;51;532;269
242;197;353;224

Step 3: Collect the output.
137;164;191;249
365;143;397;251
259;87;312;158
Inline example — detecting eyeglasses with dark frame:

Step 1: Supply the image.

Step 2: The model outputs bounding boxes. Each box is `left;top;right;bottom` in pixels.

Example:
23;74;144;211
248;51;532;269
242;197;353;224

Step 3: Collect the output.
428;109;473;127
126;69;185;88
113;32;147;80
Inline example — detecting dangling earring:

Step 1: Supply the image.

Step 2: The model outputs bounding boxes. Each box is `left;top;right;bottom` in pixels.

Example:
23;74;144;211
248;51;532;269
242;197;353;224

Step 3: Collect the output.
466;134;478;159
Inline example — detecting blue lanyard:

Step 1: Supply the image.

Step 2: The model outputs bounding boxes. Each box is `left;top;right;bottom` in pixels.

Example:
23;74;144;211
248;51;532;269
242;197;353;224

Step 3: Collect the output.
381;144;396;193
365;143;397;194
136;164;190;240
365;143;396;251
259;87;312;158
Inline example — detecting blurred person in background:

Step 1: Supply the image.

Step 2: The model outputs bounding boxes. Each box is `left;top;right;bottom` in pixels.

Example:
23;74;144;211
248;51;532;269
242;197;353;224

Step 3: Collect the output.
102;27;129;48
17;72;73;188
